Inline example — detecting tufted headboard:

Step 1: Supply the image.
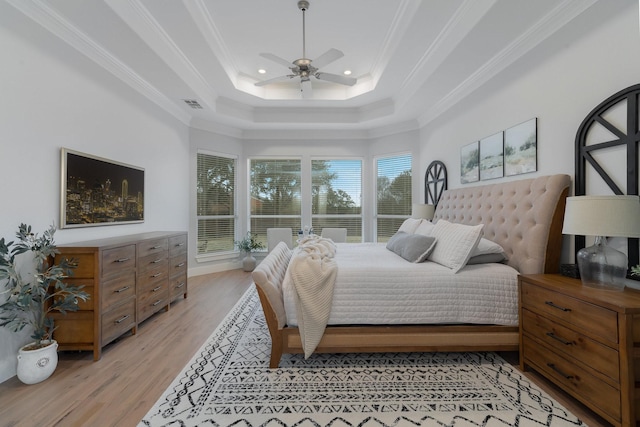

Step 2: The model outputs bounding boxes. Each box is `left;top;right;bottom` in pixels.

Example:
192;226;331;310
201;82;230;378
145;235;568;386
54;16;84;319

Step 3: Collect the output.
433;174;570;275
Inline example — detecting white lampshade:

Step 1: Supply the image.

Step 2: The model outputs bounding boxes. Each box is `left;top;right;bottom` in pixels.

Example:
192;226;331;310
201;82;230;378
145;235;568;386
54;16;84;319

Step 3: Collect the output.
562;195;640;238
412;203;435;220
562;195;640;291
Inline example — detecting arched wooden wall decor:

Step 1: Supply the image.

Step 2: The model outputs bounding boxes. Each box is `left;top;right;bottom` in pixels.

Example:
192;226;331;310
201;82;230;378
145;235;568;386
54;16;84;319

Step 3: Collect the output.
424;160;447;206
575;83;640;270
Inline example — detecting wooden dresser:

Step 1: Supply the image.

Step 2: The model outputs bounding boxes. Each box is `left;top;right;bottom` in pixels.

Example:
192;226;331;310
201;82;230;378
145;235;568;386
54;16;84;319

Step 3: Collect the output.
519;274;640;426
53;231;188;361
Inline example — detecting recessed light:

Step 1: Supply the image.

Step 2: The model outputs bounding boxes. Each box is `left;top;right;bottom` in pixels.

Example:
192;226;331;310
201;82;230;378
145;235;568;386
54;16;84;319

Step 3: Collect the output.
343;70;352;75
258;69;266;74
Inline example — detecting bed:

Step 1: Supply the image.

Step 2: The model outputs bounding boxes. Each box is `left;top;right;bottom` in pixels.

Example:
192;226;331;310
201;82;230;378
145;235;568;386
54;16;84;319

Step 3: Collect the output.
252;174;571;368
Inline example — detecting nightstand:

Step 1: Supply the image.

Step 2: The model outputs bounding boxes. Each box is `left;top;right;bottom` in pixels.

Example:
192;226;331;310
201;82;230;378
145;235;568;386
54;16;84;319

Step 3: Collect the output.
519;274;640;427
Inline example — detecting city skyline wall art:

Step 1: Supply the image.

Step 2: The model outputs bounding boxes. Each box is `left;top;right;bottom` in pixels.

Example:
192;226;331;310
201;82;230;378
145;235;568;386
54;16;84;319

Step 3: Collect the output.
60;148;144;228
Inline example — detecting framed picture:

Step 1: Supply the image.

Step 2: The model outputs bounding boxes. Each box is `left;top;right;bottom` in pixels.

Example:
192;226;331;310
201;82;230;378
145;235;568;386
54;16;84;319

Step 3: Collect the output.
460;141;479;184
479;131;504;180
505;118;537;176
60;148;144;228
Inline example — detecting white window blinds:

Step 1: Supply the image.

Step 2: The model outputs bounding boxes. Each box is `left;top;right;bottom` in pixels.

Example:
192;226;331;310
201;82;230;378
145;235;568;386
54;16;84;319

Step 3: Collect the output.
376;153;412;242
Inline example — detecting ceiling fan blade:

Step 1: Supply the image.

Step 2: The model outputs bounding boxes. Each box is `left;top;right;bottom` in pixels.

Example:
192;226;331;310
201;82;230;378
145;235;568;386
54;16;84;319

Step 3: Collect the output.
300;78;313;98
259;53;293;69
311;48;344;69
314;72;357;86
255;75;295;87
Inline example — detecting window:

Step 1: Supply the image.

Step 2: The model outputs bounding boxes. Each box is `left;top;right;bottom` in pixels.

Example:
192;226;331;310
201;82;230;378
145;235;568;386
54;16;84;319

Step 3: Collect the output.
376;153;412;242
196;151;237;255
249;159;302;247
311;159;362;241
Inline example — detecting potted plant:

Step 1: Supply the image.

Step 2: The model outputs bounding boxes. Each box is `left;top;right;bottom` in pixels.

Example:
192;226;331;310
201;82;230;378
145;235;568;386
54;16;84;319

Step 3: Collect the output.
234;231;265;272
0;224;89;384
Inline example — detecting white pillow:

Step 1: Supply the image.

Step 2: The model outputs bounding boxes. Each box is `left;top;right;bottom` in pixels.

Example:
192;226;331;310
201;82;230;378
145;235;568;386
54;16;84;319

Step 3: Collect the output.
428;220;484;273
397;218;422;234
471;238;505;257
414;220;435;237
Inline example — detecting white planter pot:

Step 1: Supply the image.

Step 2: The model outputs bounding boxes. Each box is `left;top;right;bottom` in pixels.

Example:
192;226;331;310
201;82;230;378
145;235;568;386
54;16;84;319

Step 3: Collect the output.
17;340;58;385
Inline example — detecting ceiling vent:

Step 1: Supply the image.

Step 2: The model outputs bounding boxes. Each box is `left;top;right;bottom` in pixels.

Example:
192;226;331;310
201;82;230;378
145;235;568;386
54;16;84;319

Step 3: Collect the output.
183;99;203;109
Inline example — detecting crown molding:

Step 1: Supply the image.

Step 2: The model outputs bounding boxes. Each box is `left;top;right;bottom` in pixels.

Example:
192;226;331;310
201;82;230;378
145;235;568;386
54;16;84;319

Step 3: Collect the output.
417;0;599;126
105;0;218;111
6;0;191;125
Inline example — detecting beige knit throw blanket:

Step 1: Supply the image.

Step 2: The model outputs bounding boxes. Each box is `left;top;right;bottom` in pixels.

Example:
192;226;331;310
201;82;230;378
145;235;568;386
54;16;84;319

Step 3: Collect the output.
289;235;338;358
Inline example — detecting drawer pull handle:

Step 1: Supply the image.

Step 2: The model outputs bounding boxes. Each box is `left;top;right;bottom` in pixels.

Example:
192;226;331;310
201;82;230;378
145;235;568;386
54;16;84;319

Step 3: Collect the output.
176;242;185;247
151;273;162;278
152;286;162;292
546;363;574;380
176;262;185;267
544;301;571;312
176;282;185;289
115;258;131;263
151;245;163;250
115;286;130;293
546;332;573;346
152;258;163;264
115;315;130;324
152;300;162;306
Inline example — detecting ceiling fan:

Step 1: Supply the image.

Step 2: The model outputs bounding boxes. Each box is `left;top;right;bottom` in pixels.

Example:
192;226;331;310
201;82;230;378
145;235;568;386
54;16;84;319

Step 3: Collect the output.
254;0;357;98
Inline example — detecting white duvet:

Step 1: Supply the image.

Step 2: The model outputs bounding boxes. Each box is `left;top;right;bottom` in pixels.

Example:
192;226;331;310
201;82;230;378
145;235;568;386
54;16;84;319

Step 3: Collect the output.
282;242;519;327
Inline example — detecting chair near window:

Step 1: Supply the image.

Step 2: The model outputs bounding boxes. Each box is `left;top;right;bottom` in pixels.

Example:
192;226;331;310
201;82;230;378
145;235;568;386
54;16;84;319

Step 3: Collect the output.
321;228;347;243
267;228;293;252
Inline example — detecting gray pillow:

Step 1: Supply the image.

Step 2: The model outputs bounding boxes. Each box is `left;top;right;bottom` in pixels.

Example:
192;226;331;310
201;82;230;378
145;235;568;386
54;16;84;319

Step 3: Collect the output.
466;252;507;265
386;231;437;263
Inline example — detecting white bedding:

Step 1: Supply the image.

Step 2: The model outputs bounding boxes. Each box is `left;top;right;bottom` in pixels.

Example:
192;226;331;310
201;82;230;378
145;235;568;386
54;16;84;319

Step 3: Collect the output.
282;242;520;327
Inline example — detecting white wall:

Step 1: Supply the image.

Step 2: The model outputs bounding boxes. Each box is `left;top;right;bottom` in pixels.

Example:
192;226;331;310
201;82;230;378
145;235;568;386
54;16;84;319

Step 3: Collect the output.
0;7;189;383
418;2;640;263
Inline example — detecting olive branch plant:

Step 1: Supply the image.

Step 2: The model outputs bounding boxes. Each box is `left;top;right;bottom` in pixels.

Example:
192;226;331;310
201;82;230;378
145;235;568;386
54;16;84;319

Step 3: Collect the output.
0;224;89;350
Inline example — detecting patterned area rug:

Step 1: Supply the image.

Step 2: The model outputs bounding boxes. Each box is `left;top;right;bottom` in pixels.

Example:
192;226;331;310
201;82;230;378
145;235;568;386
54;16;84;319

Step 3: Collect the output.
139;287;585;427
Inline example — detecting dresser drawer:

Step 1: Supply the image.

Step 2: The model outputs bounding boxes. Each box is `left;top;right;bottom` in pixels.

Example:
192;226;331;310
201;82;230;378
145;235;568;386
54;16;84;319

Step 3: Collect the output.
101;273;136;312
139;251;168;273
521;282;618;343
101;245;136;277
523;337;620;422
169;253;187;277
102;297;136;345
138;284;168;321
522;309;619;382
138;238;168;257
170;274;187;300
169;234;187;257
138;264;168;290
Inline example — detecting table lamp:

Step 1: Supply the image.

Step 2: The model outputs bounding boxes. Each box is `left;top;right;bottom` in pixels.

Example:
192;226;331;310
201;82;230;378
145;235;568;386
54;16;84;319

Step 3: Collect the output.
562;195;640;290
412;203;435;221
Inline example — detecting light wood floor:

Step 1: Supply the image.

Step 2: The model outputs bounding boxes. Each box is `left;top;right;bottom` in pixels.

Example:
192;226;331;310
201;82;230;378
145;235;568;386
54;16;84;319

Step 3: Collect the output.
0;270;608;427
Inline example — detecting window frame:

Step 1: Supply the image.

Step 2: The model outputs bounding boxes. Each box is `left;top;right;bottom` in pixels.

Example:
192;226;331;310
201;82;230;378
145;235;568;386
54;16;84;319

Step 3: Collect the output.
374;152;413;242
195;149;238;261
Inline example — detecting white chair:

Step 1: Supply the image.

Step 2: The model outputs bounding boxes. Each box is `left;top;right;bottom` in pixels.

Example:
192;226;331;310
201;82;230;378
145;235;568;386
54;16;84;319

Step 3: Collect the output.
321;228;347;243
267;228;293;252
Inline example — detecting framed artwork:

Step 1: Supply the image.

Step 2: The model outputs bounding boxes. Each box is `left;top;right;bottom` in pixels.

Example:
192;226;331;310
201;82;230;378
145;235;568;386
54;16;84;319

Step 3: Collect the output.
60;148;145;228
479;131;504;180
505;118;537;176
460;141;479;184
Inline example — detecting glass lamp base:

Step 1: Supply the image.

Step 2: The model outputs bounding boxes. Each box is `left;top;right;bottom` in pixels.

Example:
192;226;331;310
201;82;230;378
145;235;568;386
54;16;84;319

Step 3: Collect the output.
576;236;628;291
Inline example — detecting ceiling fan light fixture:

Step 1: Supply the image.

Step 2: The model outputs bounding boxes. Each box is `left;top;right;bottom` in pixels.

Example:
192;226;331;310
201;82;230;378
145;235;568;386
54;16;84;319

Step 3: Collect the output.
254;0;357;96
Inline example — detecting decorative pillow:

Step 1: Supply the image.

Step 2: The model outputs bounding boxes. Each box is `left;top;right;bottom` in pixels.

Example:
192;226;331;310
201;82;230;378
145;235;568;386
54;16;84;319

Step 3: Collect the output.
466;253;507;265
466;238;507;264
397;218;422;234
428;220;484;273
471;238;505;257
414;220;435;237
386;231;437;263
